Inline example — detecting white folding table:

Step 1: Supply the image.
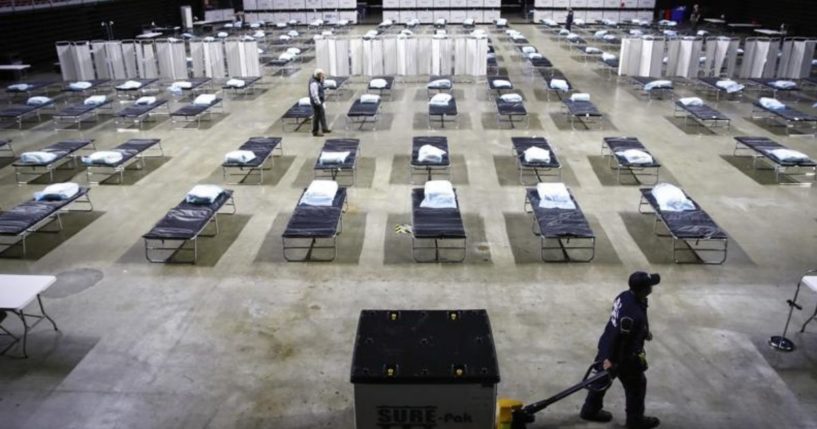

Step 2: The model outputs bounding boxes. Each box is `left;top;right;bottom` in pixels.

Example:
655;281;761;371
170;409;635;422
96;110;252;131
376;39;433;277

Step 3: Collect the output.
0;274;59;358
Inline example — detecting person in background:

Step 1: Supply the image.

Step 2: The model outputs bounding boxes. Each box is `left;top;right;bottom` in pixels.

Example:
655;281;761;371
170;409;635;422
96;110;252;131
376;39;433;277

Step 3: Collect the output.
690;4;701;33
580;271;662;429
308;68;331;137
565;8;574;32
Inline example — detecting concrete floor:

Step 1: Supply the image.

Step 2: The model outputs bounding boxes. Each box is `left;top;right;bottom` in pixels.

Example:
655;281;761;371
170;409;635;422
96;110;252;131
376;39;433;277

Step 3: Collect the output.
1;23;817;429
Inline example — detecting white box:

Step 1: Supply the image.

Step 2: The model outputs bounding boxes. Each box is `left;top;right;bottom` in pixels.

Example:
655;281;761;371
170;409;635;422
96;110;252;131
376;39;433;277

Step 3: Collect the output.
383;11;400;22
603;0;619;7
400;10;417;23
535;0;553;6
587;0;603;7
467;0;483;6
418;10;435;23
341;10;357;22
638;0;655;7
451;0;467;7
323;0;339;8
484;0;500;7
383;0;400;8
290;0;306;9
339;0;356;8
571;0;588;7
434;0;450;7
305;0;322;9
602;11;619;21
434;10;450;21
623;0;638;8
400;0;417;7
449;9;467;22
534;10;553;22
417;0;434;7
483;10;501;22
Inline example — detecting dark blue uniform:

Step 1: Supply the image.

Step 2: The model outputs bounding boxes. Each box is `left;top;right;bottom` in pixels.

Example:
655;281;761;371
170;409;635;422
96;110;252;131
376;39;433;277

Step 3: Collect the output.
583;290;650;425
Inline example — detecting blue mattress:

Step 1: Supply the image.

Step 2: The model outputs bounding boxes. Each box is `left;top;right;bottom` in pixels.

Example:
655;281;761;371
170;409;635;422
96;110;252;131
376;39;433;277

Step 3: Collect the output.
117;100;168;118
315;139;359;170
348;100;380;117
604;137;660;168
282;188;347;238
171;99;221;117
639;189;727;240
526;189;594;238
223;137;282;168
496;98;527;116
735;137;817;167
754;102;817;122
0;188;90;235
411;188;465;239
143;190;233;240
429;98;458;116
677;102;728;121
564;100;601;116
13;139;92;167
0;102;51;118
283;102;313;119
54;101;111;117
512;137;560;168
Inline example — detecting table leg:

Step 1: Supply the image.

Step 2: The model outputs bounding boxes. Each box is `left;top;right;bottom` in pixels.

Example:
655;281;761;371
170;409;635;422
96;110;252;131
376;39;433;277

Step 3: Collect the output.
38;295;59;331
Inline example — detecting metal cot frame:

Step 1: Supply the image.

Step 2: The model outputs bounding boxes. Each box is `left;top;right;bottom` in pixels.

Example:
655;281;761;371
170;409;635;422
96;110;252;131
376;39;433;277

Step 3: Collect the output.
672;103;731;129
523;194;596;263
281;194;348;262
600;139;660;185
14;141;97;185
85;141;165;185
732;139;817;184
222;142;283;185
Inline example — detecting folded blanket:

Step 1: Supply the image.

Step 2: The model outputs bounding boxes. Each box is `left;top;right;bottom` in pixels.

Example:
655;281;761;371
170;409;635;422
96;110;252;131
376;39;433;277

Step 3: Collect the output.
464;18;474;25
401;29;414;37
420;180;457;209
84;95;107;106
380;19;393;26
543;19;557;26
566;33;579;40
288;30;299;37
644;80;672;91
34;182;80;202
528;53;543;59
288;20;297;25
69;81;93;90
186;184;224;205
217;32;228;38
500;93;523;103
278;52;294;61
279;35;291;41
594;30;608;38
521;46;537;54
324;79;337;89
82;151;124;166
697;30;708;36
276;22;287;28
364;30;379;39
20;151;58;164
770;148;809;161
193;94;217;106
524;146;550;163
182;32;193;38
616;149;653;164
663;30;677;37
224;23;234;28
226;78;245;88
224;150;256;164
135;96;156;105
435;18;446;25
369;78;388;89
759;97;786;110
602;52;617;62
428;79;452;89
241;35;256;41
496;18;508;26
8;83;30;91
585;47;602;54
651;183;694;212
602;19;616;26
360;94;380;104
204;36;216;42
570;93;590;102
301;180;338;207
253;31;265;38
603;34;617;41
511;34;525;40
287;47;301;55
171;81;193;89
493;79;512;88
429;93;452;106
574;19;585;26
679;97;703;106
338;20;349;26
298;97;312;106
250;23;261;29
658;20;677;26
550;79;569;91
770;80;797;89
629;29;643;36
319;150;350;165
418;144;446;163
559;29;570;36
322;30;333;36
27;96;52;106
536;183;575;210
716;79;744;93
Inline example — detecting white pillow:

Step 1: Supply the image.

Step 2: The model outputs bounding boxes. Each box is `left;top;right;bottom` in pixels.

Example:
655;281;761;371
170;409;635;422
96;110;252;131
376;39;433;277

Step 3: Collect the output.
769;149;808;161
279;35;291;41
585;47;602;54
678;97;703;106
117;80;143;90
69;81;92;90
500;93;523;103
301;180;339;206
418;145;447;163
429;93;452;106
193;94;217;106
186;184;224;204
278;52;294;61
420;180;457;209
770;80;797;89
83;95;107;106
369;78;388;89
226;78;245;88
135;96;157;105
496;18;508;26
324;79;337;89
217;32;228;38
20;151;58;164
524;147;550;163
570;93;590;102
287;47;301;55
602;52;617;62
171;81;193;89
298;97;312;106
536;183;575;210
493;79;512;88
8;83;30;91
26;96;52;106
288;30;299;37
428;79;452;89
224;150;256;164
360;94;380;104
82;151;124;165
651;183;694;212
550;79;569;91
319;151;350;165
527;53;543;59
521;46;537;54
616;149;653;164
35;182;80;201
464;18;474;25
759;97;786;110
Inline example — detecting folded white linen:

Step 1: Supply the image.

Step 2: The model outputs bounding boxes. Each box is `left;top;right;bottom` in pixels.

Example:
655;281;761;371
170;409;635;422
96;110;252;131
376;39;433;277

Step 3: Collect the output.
135;96;157;105
428;79;452;89
716;79;744;93
759;97;786;110
8;83;30;91
585;47;602;54
629;29;643;36
186;184;224;204
493;79;512;88
276;22;287;28
570;93;590;102
418;144;447;163
770;148;809;161
527;53;543;59
20;151;57;164
524;146;550;163
217;32;228;38
35;182;80;202
435;18;446;25
171;81;193;89
322;30;333;36
644;80;672;91
543;19;557;26
69;81;93;90
204;36;216;41
536;183;575;210
697;30;708;36
380;19;393;26
429;93;452;106
250;23;261;29
193;94;217;106
594;30;608;38
615;149;653;164
550;79;569;91
360;94;380;104
603;34;617;41
224;150;256;164
298;97;312;106
241;35;255;41
278;52;294;60
500;93;523;103
288;20;297;25
602;19;616;26
401;29;414;36
279;35;291;41
463;18;474;25
574;19;585;25
420;180;457;209
82;151;124;165
300;180;339;206
226;78;246;88
678;97;703;106
84;95;107;105
369;78;388;89
324;79;337;89
770;80;796;89
663;30;677;37
651;183;694;212
521;46;537;54
559;29;570;35
601;52;617;62
319;151;350;165
566;33;579;40
287;47;301;55
288;30;299;37
26;96;52;106
253;31;265;38
496;18;508;26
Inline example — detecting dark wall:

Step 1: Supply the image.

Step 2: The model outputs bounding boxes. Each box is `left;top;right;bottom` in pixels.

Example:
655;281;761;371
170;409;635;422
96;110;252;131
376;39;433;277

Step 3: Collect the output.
0;0;201;69
655;0;817;36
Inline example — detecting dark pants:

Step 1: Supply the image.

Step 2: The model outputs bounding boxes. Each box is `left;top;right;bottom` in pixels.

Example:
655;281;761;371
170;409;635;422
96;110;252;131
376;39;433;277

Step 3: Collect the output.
582;360;647;425
311;103;328;134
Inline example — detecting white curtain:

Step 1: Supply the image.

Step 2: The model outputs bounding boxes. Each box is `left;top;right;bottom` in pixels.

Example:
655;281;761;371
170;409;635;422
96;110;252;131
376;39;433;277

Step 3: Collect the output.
439;39;453;75
619;37;642;76
157;40;188;80
454;38;467;76
190;41;206;77
121;42;138;78
315;39;331;74
105;42;128;79
397;38;408;75
350;39;363;75
383;38;398;75
327;39;338;76
406;38;418;75
371;39;384;76
56;43;76;81
137;42;159;78
417;37;432;75
431;39;441;75
207;41;226;78
74;42;95;81
335;39;350;76
778;40;816;79
92;42;110;79
362;39;373;76
243;41;261;77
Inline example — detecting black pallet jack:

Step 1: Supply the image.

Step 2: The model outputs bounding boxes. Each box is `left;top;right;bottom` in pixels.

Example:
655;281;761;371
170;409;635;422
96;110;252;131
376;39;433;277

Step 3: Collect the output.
497;363;615;429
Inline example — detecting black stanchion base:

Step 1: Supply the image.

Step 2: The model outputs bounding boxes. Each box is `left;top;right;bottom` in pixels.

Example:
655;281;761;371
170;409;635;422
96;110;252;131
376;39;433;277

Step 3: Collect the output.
769;336;795;352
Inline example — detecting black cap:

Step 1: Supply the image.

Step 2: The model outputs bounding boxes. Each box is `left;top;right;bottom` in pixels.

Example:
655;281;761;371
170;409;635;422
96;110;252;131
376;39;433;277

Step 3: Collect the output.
628;271;661;290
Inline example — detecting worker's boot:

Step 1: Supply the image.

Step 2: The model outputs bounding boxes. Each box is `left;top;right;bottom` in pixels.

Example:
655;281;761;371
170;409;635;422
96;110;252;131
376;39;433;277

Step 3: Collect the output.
580;409;612;423
627;416;660;429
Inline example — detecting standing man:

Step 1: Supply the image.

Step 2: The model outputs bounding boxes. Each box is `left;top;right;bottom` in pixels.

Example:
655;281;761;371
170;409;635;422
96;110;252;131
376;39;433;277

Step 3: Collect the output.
309;68;331;137
580;271;662;429
690;4;701;33
565;8;574;32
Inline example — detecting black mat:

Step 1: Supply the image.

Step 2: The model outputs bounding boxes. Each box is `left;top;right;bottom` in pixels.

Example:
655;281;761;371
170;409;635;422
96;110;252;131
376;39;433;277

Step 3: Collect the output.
549;112;617;131
720;155;803;185
204;156;295;186
481;112;543;130
291;156;375;188
254;212;366;264
587;155;677;186
1;211;104;260
384;213;492;265
389;154;469;185
493;155;580;187
97;157;169;186
504;212;620;264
